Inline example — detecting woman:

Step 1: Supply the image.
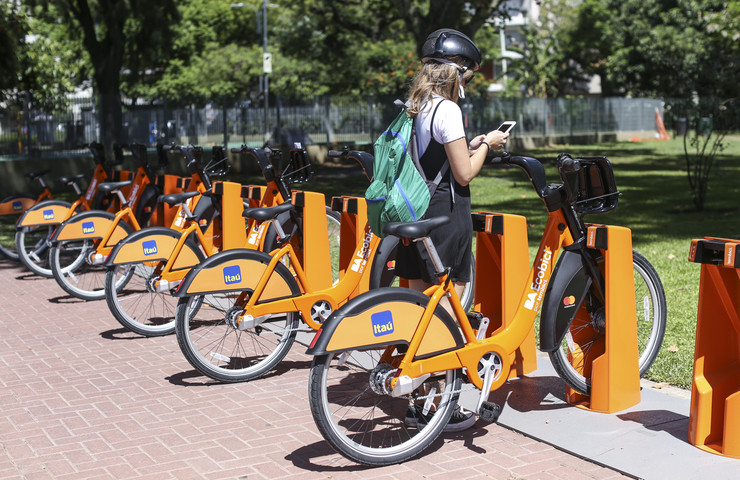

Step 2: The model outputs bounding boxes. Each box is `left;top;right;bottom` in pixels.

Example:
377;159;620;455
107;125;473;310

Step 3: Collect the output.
398;28;510;432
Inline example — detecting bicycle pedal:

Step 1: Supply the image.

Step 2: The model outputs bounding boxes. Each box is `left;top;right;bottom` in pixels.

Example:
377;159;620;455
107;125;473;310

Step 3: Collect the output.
478;401;501;424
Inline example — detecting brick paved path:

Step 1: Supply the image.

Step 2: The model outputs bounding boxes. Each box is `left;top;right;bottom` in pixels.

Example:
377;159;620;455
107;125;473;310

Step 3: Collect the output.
0;258;630;480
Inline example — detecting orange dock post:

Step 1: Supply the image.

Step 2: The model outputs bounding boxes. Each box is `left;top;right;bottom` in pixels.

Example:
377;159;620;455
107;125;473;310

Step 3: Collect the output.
471;212;536;377
292;191;332;291
688;237;740;458
330;196;369;285
211;181;248;251
566;225;641;413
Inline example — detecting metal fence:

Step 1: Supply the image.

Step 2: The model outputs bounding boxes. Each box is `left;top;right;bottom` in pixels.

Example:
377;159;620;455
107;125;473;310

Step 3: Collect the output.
1;94;666;159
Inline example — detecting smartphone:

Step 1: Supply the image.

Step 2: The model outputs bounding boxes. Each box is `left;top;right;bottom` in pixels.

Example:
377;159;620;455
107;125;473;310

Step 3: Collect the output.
497;121;516;133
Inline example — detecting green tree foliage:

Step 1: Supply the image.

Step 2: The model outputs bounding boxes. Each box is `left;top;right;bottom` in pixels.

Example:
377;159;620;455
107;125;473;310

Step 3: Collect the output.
24;0;179;148
0;2;25;95
561;0;737;99
500;0;580;97
0;3;79;109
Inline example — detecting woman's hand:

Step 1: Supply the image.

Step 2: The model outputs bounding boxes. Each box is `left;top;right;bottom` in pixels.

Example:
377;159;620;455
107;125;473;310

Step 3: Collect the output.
468;134;487;155
483;130;510;151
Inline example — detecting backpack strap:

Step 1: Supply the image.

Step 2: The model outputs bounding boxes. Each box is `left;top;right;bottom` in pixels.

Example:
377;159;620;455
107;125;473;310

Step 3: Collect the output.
410;100;450;202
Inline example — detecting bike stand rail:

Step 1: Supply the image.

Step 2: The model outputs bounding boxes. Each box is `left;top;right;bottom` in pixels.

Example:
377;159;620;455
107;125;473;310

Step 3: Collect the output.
471;211;536;377
687;237;740;459
566;224;641;413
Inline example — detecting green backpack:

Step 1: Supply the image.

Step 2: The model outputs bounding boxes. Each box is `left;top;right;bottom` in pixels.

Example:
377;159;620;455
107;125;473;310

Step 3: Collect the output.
365;101;448;238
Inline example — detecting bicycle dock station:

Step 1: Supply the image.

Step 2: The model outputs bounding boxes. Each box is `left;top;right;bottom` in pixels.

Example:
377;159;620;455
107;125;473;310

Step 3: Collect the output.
471;211;536;377
291;190;332;291
331;195;371;294
687;237;740;458
564;224;642;413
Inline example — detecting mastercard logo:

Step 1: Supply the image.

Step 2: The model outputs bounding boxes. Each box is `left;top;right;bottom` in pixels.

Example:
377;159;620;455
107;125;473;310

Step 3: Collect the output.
563;295;576;306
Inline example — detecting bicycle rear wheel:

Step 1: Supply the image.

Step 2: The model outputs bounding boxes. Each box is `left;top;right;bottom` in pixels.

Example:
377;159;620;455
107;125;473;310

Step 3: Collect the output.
549;250;667;395
308;347;461;466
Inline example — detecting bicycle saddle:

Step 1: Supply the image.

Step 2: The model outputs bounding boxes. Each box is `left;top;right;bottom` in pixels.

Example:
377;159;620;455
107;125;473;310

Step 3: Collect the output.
159;190;200;206
383;216;451;240
97;180;133;192
242;201;294;222
25;170;50;180
57;173;86;184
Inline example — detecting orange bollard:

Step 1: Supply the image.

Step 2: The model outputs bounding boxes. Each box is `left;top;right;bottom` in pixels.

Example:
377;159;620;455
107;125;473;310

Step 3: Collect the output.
292;191;332;291
688;237;740;458
566;225;641;413
472;212;536;378
330;196;369;285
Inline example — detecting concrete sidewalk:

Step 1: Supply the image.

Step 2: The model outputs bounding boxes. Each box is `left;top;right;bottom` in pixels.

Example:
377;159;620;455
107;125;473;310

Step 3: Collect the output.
0;256;723;479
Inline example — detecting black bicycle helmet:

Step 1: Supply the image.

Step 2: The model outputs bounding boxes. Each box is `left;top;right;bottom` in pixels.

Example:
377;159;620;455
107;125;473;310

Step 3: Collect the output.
421;28;481;70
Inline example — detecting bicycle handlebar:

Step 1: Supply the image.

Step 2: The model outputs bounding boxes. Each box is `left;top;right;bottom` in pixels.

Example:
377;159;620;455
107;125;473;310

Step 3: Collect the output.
329;148;374;182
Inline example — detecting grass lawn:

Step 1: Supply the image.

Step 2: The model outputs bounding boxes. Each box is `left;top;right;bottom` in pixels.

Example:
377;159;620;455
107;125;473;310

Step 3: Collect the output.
302;135;740;389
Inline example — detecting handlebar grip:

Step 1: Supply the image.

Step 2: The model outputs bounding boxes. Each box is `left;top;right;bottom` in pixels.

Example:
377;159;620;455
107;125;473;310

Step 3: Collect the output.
490;151;511;164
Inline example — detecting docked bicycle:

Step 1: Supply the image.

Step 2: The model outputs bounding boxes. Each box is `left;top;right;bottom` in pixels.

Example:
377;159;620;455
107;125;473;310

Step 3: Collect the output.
305;152;666;465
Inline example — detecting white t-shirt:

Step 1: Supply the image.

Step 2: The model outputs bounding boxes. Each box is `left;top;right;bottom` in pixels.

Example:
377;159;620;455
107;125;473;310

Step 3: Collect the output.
415;96;465;157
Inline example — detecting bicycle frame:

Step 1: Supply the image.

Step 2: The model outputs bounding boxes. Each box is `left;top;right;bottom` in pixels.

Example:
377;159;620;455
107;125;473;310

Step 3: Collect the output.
307;207;573;388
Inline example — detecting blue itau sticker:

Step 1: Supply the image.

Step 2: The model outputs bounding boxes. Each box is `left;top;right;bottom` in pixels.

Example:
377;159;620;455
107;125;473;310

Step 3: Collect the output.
82;221;95;234
142;240;158;256
43;209;54;220
12;201;22;211
223;265;242;284
371;310;395;337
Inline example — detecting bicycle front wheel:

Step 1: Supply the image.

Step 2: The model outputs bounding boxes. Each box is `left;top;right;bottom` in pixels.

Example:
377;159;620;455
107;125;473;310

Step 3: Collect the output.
308;348;461;466
50;239;132;301
105;260;203;337
549;250;667;395
175;293;300;382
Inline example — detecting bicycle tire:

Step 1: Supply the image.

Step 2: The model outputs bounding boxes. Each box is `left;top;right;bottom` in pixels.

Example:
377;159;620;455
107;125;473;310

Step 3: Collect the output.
104;241;206;336
308;347;461;466
549;250;667;395
15;200;73;277
325;207;341;285
49;219;134;301
174;251;302;382
0;193;36;261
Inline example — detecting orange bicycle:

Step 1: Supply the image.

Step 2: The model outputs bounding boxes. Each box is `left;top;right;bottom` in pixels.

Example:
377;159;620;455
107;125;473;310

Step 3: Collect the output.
306;152;666;465
0;170;55;260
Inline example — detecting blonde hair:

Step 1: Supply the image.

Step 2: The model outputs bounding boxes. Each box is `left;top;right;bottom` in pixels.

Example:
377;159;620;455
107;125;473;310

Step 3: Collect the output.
407;55;474;117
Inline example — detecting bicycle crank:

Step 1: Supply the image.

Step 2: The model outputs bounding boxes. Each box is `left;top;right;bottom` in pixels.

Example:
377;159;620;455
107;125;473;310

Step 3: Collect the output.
310;300;333;324
475;352;504;423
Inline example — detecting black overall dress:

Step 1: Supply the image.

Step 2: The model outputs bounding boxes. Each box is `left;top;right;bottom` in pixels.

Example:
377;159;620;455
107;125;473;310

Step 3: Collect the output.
394;102;473;284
